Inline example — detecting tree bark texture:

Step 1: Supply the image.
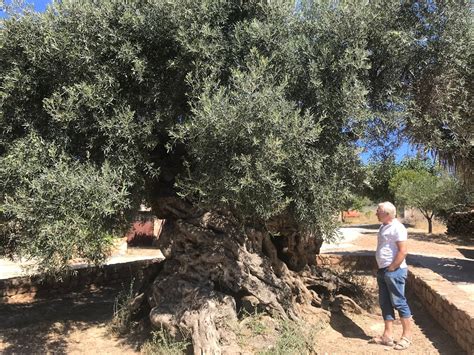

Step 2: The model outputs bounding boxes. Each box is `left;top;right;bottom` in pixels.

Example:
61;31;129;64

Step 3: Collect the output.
427;217;433;234
144;197;364;354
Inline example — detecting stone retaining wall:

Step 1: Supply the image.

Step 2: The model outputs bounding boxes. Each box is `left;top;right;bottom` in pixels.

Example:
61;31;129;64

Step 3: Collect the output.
407;266;474;354
0;259;162;304
316;254;473;354
316;253;377;270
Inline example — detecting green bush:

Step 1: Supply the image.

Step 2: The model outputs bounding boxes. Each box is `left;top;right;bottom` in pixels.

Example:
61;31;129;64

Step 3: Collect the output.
141;328;190;355
109;279;137;335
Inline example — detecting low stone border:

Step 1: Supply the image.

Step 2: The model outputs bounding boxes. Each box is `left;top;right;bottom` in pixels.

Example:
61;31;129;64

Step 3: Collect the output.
408;266;474;354
316;254;473;354
316;253;377;270
0;258;162;304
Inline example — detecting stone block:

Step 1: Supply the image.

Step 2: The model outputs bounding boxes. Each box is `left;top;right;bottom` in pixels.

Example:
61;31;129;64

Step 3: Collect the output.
6;287;17;297
425;291;432;304
461;332;471;345
444;313;453;328
459;310;469;322
69;279;79;289
457;338;468;353
94;273;104;283
427;309;437;322
16;285;30;295
463;318;471;332
424;285;431;296
458;317;468;333
7;278;23;287
454;318;460;331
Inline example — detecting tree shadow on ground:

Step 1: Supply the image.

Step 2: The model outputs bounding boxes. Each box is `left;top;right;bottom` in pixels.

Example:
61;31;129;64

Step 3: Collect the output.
408;232;470;246
457;248;474;260
329;312;371;340
407;254;474;283
406;293;466;354
0;287;148;354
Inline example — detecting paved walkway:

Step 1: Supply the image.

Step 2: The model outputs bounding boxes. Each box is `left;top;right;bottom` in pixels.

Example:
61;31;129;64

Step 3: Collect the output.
322;225;474;299
0;247;165;280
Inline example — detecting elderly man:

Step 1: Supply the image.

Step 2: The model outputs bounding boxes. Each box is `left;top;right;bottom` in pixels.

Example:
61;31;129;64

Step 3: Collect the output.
369;201;412;350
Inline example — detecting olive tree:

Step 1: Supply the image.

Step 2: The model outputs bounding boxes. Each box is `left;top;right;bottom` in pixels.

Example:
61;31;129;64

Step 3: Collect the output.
391;170;464;233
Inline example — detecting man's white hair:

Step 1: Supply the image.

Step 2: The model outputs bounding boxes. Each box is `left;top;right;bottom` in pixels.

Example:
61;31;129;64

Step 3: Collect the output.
378;201;396;218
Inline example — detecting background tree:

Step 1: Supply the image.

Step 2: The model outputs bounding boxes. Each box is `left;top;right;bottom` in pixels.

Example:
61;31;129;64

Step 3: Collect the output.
391;169;464;233
365;156;435;207
1;0;471;352
339;193;372;223
388;157;433;194
364;157;399;203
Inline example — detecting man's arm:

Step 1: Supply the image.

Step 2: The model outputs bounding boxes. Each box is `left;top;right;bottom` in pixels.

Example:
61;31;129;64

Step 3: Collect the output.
387;240;408;271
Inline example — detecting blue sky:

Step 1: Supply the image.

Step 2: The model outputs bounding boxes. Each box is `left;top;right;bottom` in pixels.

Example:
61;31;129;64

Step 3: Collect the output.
2;0;418;164
360;142;418;164
1;0;49;16
31;0;49;11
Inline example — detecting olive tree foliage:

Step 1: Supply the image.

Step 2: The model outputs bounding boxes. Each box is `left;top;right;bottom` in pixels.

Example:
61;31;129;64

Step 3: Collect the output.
364;156;433;203
1;0;162;272
363;157;399;203
388;157;433;194
1;135;131;270
1;0;466;273
391;169;464;233
360;1;473;183
404;1;473;185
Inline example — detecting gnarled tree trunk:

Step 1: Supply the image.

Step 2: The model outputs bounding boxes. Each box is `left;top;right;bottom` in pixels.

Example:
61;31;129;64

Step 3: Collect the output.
143;197;357;354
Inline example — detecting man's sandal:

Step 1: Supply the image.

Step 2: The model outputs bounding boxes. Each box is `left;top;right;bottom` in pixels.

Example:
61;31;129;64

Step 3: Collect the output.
368;336;395;346
394;337;412;350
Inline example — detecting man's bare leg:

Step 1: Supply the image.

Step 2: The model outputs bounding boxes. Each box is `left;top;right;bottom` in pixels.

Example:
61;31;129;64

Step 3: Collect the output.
392;317;413;350
400;316;412;339
369;320;394;345
383;320;394;339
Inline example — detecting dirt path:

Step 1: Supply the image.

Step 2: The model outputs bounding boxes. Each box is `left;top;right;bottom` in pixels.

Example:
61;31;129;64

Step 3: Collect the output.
317;224;473;354
313;272;465;354
0;274;465;354
0;287;144;354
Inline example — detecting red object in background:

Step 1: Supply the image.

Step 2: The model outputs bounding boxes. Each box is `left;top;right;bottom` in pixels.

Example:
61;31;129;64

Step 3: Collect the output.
126;219;154;246
343;210;360;218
